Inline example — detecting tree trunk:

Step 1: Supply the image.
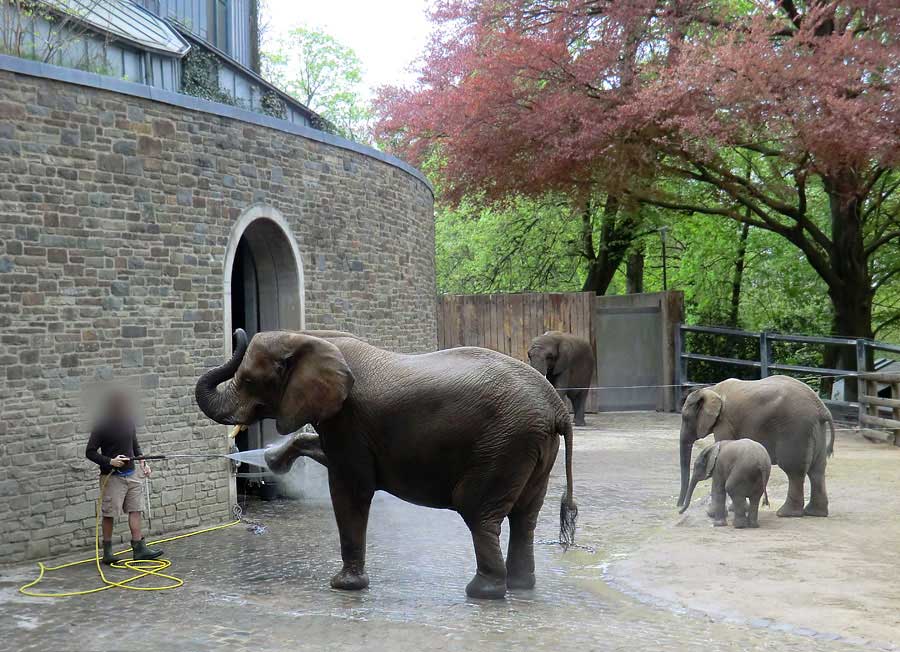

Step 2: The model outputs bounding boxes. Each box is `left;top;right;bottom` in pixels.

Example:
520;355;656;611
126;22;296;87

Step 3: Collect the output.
626;245;644;294
728;223;750;328
582;195;641;296
822;173;875;400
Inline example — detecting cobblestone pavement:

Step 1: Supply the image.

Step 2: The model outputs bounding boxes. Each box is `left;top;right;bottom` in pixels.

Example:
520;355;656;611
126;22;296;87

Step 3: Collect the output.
1;413;890;651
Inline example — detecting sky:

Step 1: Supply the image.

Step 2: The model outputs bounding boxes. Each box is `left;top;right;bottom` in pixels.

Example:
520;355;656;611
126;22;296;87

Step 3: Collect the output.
263;0;433;97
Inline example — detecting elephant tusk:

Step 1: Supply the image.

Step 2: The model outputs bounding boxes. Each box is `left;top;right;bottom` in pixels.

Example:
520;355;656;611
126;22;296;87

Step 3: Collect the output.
229;425;248;439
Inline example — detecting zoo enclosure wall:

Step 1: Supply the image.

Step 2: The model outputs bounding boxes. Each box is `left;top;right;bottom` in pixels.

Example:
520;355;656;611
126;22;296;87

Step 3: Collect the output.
0;57;435;563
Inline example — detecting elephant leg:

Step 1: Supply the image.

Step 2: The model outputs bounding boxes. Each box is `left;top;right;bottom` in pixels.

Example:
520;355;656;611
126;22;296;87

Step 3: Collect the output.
711;482;728;526
505;511;537;590
776;469;806;517
730;494;749;528
327;469;373;591
747;493;762;528
707;495;734;517
572;390;587;427
505;456;554;590
804;463;829;517
465;520;507;599
264;430;328;473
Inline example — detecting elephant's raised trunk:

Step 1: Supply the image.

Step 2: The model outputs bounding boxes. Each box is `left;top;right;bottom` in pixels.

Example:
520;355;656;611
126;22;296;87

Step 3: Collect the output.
195;329;248;425
677;428;695;507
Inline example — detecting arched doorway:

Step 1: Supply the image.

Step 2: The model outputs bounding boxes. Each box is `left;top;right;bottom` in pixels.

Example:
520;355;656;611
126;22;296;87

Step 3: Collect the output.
223;205;304;498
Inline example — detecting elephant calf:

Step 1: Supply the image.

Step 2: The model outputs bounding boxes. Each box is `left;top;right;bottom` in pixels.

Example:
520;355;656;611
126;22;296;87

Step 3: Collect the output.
528;331;595;426
196;329;577;600
680;439;772;528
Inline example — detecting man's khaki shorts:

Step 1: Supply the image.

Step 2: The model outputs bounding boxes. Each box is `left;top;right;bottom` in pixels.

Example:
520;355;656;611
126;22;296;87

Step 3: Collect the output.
100;472;144;517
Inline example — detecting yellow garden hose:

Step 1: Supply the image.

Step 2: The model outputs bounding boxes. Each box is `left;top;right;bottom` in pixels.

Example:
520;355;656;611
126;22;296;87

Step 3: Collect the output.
19;471;241;598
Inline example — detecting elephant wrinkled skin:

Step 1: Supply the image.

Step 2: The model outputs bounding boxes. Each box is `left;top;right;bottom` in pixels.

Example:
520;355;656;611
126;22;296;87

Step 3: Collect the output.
195;329;577;600
528;331;595;427
677;375;834;518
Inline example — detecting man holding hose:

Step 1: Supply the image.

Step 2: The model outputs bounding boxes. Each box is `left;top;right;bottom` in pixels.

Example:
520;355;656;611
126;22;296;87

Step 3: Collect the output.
85;390;163;564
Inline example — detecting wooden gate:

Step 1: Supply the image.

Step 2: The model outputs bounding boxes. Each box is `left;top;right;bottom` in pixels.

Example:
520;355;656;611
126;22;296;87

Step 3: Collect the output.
437;292;598;409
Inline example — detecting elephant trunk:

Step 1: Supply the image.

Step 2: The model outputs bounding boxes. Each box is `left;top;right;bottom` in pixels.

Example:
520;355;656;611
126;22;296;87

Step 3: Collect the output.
195;329;248;425
677;428;695;507
679;472;701;514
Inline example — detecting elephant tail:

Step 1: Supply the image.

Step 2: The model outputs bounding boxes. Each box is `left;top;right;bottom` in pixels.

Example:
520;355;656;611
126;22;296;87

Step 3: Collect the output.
558;416;578;550
824;413;835;457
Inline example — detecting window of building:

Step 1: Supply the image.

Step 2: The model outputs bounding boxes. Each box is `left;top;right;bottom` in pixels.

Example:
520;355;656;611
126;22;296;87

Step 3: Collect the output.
208;0;229;53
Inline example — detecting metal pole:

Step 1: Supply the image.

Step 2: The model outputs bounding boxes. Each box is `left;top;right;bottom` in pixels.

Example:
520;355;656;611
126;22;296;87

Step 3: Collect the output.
856;339;867;426
759;331;770;379
673;322;684;408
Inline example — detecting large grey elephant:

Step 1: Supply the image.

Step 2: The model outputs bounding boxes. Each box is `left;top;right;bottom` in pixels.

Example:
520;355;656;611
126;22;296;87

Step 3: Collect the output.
677;375;834;517
195;329;577;600
528;331;595;426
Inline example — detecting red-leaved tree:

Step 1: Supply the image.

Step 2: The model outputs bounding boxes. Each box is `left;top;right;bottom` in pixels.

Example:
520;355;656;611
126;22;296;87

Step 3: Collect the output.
376;0;900;348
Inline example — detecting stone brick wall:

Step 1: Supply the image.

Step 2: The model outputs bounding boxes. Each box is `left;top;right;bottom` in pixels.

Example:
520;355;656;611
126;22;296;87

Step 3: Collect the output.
0;69;435;562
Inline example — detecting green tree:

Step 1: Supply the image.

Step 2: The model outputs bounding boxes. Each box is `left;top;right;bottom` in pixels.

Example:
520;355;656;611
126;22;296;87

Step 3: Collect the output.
262;26;370;141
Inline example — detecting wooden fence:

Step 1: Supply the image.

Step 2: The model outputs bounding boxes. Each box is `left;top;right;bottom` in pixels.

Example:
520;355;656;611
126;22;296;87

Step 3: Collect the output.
859;372;900;445
437;292;595;363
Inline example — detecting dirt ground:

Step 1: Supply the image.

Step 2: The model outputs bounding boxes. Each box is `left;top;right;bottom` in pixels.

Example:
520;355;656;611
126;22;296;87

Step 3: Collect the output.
2;411;899;651
606;414;900;647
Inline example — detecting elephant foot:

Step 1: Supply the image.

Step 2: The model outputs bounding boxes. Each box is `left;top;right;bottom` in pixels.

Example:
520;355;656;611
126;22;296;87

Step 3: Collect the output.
713;518;727;527
776;503;805;518
803;503;829;517
506;572;536;590
574;419;586;427
330;567;370;591
732;516;749;529
466;573;507;599
748;521;760;528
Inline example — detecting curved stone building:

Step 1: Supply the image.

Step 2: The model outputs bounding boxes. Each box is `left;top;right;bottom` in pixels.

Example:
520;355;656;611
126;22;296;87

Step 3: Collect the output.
0;52;435;559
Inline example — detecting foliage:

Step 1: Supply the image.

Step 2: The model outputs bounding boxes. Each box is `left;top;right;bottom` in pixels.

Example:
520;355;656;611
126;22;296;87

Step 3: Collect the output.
436;195;586;294
180;47;235;105
260;90;286;119
375;0;900;343
262;26;370;141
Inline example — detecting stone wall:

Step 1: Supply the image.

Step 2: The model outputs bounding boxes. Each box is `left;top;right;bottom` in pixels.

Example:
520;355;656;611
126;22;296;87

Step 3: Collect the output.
0;68;435;562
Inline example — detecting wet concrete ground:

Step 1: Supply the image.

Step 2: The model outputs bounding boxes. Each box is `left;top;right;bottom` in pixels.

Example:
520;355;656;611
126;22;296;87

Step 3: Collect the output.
2;412;893;651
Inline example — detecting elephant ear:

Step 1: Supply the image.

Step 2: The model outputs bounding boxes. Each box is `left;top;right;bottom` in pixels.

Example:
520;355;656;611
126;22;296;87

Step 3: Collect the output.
271;333;355;435
701;443;721;479
696;388;723;436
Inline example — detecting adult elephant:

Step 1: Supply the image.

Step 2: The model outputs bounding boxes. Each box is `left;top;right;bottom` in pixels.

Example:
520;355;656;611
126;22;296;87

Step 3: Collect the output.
528;331;595;426
195;329;577;599
677;375;835;518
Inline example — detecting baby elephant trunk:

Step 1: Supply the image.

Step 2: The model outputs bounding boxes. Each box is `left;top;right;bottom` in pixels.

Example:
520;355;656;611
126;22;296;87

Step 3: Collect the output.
678;474;702;514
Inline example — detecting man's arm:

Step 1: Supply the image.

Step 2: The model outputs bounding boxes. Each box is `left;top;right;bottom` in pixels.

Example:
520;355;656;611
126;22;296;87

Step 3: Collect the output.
85;427;110;467
132;425;143;458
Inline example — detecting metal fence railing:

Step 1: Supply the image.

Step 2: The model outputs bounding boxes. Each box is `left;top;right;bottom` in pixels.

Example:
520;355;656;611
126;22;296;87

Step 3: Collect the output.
674;324;900;443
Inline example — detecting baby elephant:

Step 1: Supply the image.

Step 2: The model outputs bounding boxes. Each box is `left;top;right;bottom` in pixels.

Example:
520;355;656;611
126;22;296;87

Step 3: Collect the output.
679;439;771;528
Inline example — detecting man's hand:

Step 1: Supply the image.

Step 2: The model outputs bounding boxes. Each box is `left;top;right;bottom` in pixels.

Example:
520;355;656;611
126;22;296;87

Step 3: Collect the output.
110;454;129;468
140;461;152;478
